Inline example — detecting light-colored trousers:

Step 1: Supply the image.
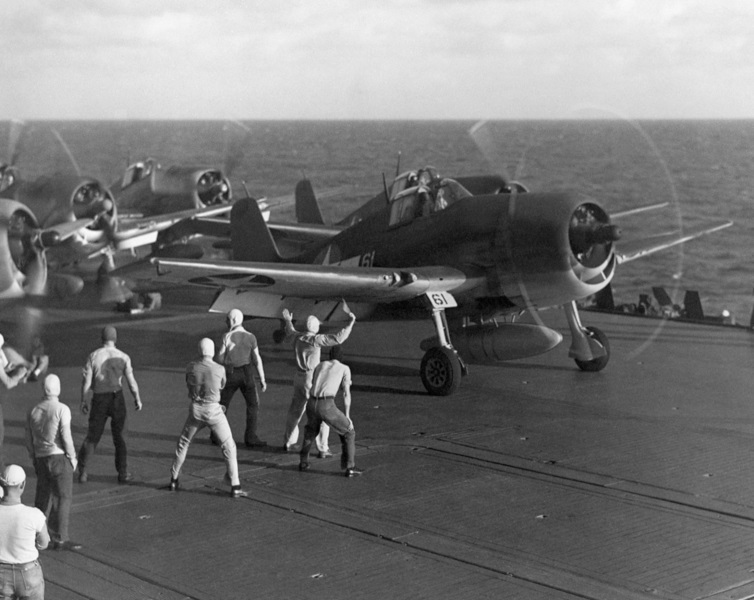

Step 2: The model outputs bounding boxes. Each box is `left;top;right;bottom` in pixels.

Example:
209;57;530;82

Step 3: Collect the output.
284;371;329;451
171;402;239;485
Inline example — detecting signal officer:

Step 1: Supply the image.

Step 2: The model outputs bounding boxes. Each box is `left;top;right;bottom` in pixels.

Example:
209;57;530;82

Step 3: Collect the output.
281;303;356;453
214;309;268;447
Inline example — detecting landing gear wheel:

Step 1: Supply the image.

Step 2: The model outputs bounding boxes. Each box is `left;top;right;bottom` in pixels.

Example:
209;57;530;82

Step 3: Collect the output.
420;346;462;396
574;326;610;372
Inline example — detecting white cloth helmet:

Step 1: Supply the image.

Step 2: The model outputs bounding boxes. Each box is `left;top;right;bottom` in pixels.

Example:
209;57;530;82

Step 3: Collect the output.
227;308;244;328
306;315;321;334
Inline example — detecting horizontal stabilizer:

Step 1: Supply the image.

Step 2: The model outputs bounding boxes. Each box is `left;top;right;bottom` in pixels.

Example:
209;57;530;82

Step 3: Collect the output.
616;219;732;264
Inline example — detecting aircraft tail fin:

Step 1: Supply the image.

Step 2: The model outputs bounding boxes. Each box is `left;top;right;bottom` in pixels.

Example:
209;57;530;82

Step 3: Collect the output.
683;290;704;320
295;179;325;225
231;197;282;262
652;286;673;308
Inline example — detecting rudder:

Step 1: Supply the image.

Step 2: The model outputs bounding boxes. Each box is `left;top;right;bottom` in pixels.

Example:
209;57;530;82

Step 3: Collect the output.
295;179;325;224
230;197;281;262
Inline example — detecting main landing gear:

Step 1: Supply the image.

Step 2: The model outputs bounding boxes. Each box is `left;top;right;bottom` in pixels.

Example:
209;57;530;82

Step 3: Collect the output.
563;300;610;372
420;306;467;396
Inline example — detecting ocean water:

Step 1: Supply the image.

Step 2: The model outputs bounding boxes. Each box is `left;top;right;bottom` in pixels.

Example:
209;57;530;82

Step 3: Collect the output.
4;119;754;322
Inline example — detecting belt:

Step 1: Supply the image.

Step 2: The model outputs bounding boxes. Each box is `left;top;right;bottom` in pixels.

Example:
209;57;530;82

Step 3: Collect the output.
0;560;38;568
312;395;335;401
192;399;219;405
230;364;250;370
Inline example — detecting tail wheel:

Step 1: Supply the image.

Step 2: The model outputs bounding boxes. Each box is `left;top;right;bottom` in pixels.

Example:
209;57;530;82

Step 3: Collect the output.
420;346;462;396
574;326;610;372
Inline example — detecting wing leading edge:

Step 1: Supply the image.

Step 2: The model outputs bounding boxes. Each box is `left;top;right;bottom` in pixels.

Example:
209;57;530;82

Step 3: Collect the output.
616;219;732;264
150;257;472;303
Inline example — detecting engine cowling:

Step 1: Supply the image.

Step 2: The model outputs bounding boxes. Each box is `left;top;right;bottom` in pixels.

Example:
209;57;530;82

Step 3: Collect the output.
0;200;46;298
491;192;620;310
152;167;232;208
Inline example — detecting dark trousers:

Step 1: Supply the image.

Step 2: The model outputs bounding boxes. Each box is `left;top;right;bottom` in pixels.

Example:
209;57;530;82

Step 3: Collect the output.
300;397;355;470
0;402;4;472
78;390;128;476
216;365;261;445
33;454;73;542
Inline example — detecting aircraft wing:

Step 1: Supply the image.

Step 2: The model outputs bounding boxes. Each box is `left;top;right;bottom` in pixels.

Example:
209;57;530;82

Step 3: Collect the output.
150;257;472;303
616;219;732;264
611;202;669;219
263;185;352;210
266;221;345;242
113;204;234;250
45;218;95;243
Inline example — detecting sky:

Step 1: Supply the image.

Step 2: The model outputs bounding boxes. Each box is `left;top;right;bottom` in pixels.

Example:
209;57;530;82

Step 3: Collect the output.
1;0;752;120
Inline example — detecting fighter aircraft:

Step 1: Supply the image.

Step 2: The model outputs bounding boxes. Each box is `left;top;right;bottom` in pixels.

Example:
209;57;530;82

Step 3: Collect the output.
137;161;731;396
0;121;235;301
109;121;252;218
110;157;232;217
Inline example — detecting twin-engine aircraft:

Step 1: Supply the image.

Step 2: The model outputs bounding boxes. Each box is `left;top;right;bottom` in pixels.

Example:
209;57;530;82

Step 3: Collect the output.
140;166;731;396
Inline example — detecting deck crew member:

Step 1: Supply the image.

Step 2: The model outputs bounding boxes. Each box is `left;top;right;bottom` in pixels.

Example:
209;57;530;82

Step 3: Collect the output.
299;346;362;477
0;465;49;600
170;338;247;498
78;325;143;484
281;303;356;454
215;309;268;447
26;374;81;551
0;333;28;471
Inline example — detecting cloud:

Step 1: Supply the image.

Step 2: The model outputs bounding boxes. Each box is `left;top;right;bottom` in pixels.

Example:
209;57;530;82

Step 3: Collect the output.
1;0;753;118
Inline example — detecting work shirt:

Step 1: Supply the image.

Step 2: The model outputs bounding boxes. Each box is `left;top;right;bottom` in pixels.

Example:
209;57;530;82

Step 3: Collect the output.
310;360;351;399
0;504;46;564
186;357;226;403
290;322;354;373
219;327;258;368
82;345;135;394
26;397;74;459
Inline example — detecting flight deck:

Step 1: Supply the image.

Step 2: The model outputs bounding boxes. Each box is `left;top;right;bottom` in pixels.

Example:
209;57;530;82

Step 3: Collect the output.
2;302;754;600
